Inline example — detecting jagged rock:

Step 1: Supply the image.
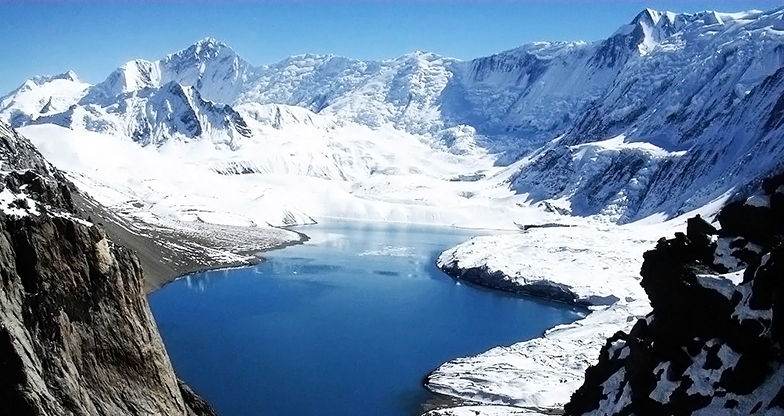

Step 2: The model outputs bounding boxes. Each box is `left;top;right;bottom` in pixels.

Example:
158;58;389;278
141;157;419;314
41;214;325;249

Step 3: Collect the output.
564;173;784;415
0;122;215;416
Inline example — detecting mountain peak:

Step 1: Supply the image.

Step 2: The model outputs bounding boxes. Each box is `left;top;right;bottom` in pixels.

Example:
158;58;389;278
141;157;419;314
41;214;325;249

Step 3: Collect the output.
174;37;235;61
29;70;82;86
394;50;446;64
196;36;220;45
633;8;663;25
627;7;680;32
193;37;226;53
58;70;80;82
162;38;246;75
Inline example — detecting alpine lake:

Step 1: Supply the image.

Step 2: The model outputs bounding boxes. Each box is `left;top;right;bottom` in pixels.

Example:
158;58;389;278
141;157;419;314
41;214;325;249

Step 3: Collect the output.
149;221;583;416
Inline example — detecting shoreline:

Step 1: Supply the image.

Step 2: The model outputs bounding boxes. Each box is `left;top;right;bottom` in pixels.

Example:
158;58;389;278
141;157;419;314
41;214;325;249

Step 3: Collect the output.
439;264;595;308
422;227;657;413
423;263;596;415
79;200;627;415
150;227;312;293
70;188;311;293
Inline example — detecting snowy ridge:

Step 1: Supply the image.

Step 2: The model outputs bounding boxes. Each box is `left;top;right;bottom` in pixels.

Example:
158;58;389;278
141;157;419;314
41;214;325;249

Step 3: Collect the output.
35;81;252;147
84;38;255;105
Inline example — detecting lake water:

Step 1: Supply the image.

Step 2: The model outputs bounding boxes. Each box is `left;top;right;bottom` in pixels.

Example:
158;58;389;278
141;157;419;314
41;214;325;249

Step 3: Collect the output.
149;221;582;416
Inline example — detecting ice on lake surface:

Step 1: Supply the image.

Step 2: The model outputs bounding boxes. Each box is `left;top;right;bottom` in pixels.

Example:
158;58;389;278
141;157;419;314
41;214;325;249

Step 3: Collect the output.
149;221;582;416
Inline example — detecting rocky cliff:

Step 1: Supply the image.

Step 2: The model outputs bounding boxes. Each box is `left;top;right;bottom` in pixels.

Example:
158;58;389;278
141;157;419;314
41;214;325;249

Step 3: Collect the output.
0;122;215;415
564;173;784;415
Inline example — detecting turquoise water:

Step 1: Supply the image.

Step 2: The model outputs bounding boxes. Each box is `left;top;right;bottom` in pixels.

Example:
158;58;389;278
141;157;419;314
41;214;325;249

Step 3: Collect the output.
149;221;581;416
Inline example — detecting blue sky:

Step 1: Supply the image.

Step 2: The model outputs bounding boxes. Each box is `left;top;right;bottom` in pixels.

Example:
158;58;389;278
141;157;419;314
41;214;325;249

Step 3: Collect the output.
1;1;781;94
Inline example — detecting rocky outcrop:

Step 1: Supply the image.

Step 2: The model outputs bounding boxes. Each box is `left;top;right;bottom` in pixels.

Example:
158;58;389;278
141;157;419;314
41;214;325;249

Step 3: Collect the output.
564;173;784;415
0;121;215;415
438;263;584;306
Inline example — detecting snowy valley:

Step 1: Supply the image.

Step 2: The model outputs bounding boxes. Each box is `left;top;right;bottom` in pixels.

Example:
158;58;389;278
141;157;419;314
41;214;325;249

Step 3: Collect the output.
4;5;784;416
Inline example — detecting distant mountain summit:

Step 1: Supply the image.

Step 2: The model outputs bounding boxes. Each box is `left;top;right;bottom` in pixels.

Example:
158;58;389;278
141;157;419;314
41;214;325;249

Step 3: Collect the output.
4;7;784;223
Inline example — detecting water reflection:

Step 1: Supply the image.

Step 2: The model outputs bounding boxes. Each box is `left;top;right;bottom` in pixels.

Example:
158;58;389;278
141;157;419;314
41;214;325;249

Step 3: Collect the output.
180;269;232;292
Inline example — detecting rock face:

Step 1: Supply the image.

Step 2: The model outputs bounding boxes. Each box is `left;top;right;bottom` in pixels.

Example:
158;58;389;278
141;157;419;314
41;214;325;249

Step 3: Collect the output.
564;173;784;415
0;121;215;415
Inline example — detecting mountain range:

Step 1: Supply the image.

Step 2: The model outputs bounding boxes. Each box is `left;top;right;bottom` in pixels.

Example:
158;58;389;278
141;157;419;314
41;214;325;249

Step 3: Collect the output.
3;7;784;226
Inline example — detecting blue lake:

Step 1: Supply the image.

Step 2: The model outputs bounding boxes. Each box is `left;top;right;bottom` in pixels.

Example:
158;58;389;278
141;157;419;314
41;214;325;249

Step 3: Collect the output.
149;221;582;416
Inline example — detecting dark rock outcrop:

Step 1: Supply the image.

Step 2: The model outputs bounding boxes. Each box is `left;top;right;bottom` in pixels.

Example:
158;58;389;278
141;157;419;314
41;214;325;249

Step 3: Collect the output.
0;121;216;415
564;174;784;415
439;263;585;306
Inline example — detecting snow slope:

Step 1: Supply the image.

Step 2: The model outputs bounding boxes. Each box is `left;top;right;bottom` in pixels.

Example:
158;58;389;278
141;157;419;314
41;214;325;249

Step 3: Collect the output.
426;222;662;411
425;196;734;414
20;122;550;230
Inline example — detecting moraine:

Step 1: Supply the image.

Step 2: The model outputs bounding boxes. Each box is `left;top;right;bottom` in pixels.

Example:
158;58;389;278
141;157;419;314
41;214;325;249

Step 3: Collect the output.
149;221;583;416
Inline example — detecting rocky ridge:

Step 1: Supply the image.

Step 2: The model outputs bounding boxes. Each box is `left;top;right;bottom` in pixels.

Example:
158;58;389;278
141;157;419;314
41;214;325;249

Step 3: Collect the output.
564;172;784;415
0;121;216;415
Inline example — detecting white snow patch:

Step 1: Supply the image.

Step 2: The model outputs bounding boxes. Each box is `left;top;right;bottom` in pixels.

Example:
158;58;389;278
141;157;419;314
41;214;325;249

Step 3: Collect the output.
732;258;774;322
745;194;770;207
569;135;684;159
714;237;745;271
0;188;39;218
686;341;741;396
423;406;547;416
650;361;679;403
358;245;417;257
695;269;744;299
586;367;631;416
436;222;661;305
692;361;784;415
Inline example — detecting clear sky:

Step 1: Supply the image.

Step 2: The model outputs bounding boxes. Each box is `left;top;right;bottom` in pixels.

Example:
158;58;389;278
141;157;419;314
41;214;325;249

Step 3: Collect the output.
1;1;781;95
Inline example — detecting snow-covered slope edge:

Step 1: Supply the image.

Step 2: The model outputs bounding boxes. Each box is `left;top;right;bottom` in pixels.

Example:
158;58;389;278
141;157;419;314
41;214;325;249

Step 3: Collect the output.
425;174;784;415
424;222;664;412
15;122;307;291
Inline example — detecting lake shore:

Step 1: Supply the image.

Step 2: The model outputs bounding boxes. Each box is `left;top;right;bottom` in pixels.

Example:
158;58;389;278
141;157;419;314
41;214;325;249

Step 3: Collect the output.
80;195;662;416
422;222;677;414
149;221;577;416
71;189;309;293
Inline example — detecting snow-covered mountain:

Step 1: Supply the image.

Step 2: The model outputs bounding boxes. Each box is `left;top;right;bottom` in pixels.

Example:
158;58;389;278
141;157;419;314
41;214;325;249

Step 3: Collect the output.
4;7;784;225
35;81;252;147
0;70;90;127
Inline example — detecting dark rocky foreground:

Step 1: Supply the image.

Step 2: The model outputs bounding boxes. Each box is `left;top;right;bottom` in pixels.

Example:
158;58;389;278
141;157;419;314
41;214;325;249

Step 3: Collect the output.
564;173;784;415
0;122;216;415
